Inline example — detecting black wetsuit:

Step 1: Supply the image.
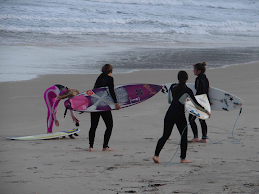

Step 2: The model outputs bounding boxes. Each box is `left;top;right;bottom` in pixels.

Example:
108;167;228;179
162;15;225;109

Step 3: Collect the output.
189;73;210;139
154;84;206;159
89;73;118;148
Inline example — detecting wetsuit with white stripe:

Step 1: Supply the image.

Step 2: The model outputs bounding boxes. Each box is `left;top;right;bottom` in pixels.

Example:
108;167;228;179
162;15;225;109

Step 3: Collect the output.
44;84;75;133
154;84;207;159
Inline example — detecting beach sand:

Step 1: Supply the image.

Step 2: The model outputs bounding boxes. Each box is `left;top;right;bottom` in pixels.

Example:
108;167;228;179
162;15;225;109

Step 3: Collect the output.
0;62;259;194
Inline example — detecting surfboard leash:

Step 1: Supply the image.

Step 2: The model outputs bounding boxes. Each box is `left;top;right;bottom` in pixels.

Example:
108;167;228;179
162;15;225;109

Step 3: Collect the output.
57;117;81;153
58;117;73;152
207;108;242;145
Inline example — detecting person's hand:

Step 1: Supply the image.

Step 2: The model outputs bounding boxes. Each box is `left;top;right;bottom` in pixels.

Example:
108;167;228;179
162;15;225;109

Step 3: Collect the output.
72;116;79;123
206;110;211;118
55;119;59;126
115;103;121;110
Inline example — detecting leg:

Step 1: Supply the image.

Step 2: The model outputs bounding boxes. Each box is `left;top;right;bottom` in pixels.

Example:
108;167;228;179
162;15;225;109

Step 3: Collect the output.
199;119;207;143
176;117;188;159
44;88;55;133
101;111;113;150
154;113;175;159
89;112;101;149
176;114;191;163
188;114;199;142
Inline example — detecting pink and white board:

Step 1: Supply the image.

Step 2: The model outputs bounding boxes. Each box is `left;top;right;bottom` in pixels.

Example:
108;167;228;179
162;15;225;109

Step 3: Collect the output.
64;84;162;112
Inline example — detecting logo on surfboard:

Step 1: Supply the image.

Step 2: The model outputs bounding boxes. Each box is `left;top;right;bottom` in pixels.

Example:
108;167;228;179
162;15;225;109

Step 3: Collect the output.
86;90;94;96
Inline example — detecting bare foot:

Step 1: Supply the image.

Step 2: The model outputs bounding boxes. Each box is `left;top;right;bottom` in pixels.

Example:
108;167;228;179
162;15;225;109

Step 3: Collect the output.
181;159;192;163
153;156;161;164
188;138;199;142
83;147;93;152
199;139;207;143
102;147;114;151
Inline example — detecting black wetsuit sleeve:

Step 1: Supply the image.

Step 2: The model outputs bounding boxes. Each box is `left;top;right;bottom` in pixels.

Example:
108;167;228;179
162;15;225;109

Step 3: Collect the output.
107;77;118;103
187;88;207;113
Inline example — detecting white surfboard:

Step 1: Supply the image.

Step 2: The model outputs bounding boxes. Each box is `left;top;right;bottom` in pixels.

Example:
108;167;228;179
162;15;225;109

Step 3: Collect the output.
185;94;211;120
6;128;80;140
162;83;243;111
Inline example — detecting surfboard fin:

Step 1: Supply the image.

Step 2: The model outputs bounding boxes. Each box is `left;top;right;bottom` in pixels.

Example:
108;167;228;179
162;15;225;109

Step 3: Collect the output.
68;134;75;139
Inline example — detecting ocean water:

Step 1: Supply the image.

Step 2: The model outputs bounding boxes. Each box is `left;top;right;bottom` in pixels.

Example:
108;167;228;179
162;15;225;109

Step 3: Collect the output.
0;0;259;82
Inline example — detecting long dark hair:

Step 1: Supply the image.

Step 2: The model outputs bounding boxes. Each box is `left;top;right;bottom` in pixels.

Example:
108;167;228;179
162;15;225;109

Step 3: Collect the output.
193;62;206;74
171;71;188;100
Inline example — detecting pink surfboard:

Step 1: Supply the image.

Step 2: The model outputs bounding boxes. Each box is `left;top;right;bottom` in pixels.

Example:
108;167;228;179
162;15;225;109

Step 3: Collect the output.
64;84;162;112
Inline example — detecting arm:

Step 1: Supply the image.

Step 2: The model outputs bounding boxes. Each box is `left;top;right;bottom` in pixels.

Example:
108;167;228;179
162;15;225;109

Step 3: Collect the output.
107;77;120;110
52;98;60;126
188;91;211;117
188;89;207;113
168;89;173;104
70;110;79;123
107;77;118;103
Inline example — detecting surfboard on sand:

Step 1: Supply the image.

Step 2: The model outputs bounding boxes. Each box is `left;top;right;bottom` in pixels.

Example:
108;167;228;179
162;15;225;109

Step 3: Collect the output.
6;128;80;140
162;83;243;111
185;94;211;120
64;84;162;112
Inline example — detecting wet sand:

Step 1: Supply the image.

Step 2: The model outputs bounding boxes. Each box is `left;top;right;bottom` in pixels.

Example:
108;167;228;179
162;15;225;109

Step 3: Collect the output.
0;62;259;194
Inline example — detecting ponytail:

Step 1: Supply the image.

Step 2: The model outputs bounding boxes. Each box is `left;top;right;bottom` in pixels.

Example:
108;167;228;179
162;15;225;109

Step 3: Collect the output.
193;62;206;74
171;71;188;100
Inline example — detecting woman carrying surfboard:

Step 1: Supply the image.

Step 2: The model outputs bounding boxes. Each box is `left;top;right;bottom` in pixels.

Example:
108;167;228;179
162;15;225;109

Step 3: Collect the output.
189;62;210;143
153;71;211;164
44;85;80;133
88;64;121;152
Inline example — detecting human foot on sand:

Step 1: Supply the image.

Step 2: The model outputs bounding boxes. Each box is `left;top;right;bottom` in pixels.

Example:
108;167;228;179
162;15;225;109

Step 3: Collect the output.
199;139;207;143
181;159;192;163
153;156;161;164
102;147;114;151
188;138;199;142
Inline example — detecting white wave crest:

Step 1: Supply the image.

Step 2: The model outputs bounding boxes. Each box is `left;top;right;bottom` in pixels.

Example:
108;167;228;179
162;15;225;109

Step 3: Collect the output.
90;0;259;10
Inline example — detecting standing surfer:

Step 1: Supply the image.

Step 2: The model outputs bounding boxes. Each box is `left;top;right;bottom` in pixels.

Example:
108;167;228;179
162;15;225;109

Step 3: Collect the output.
189;62;210;143
153;71;211;164
44;85;79;133
88;64;121;152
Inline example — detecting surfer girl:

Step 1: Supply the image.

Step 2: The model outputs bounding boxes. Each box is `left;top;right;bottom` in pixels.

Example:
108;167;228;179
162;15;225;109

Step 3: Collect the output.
189;62;210;143
88;64;121;152
153;71;211;164
44;85;80;133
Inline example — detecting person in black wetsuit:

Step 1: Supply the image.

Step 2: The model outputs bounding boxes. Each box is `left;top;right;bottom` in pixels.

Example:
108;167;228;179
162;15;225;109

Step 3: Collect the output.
153;71;211;164
189;62;210;143
88;64;121;152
